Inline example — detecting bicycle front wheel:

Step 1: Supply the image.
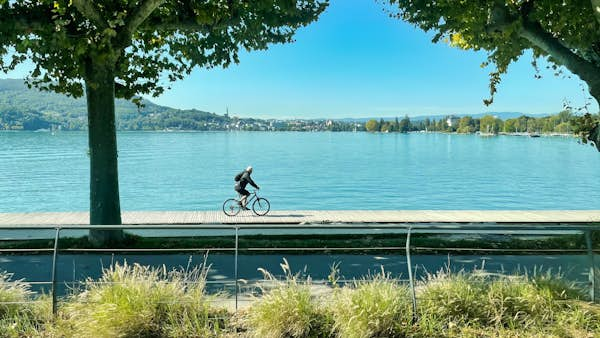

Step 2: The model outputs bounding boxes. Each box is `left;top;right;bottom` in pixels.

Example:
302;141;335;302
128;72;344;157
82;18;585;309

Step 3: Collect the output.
252;197;270;216
223;198;241;216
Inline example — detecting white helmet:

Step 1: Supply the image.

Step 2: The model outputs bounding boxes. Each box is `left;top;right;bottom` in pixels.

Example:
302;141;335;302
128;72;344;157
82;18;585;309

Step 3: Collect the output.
246;166;253;173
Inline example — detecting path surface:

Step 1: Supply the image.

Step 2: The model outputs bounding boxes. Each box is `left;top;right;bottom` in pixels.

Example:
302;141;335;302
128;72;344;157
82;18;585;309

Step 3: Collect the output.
2;210;600;226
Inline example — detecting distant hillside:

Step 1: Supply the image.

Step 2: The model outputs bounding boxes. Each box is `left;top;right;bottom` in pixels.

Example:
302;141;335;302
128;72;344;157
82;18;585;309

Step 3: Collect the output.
0;78;160;115
0;79;230;130
0;79;360;132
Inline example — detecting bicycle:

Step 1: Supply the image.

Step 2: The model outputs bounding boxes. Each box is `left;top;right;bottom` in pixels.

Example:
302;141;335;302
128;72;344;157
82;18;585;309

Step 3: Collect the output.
222;190;270;216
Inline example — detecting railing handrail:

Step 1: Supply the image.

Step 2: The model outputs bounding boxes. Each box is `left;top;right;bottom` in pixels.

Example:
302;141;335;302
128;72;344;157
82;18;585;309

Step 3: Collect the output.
0;222;597;315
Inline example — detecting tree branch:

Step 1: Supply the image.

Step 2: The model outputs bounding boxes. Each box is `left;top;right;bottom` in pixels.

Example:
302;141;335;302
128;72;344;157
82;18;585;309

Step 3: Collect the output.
123;0;166;36
72;0;107;29
593;0;600;26
520;19;600;102
518;2;600;103
113;0;165;50
488;2;600;103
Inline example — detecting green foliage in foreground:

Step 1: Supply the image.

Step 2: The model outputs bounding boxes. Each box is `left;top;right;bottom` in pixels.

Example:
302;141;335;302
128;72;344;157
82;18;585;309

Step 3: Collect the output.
51;261;227;338
0;271;50;337
243;259;331;338
417;269;598;338
1;263;599;338
243;263;600;338
328;268;412;338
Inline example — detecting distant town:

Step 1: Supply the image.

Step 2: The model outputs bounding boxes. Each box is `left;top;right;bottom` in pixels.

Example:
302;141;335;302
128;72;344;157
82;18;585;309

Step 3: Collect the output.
0;108;582;137
0;79;584;135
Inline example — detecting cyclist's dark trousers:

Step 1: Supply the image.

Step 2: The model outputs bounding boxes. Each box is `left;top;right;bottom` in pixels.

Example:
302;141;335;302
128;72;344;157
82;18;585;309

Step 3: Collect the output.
235;184;250;197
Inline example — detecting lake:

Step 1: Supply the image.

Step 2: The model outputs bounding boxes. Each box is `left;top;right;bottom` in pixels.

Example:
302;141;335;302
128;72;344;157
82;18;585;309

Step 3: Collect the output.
2;131;599;293
1;131;600;212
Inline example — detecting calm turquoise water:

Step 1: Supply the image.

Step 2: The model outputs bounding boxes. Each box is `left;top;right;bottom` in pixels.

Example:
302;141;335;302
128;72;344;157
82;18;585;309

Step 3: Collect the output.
1;131;599;212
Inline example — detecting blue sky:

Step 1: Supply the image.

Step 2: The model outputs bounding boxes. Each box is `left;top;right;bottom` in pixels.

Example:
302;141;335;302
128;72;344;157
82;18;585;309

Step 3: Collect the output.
3;0;598;119
153;0;597;119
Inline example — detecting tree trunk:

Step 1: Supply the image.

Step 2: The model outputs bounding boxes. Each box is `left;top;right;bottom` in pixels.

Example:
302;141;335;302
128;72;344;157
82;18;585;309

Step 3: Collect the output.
85;62;123;245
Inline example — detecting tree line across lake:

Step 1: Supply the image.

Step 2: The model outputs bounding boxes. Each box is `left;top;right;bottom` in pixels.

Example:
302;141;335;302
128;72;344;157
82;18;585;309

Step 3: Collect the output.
0;106;590;136
365;110;584;135
0;80;591;135
0;107;361;132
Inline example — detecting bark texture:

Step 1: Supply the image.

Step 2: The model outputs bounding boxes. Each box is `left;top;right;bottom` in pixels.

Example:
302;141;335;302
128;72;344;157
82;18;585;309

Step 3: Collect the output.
85;61;123;245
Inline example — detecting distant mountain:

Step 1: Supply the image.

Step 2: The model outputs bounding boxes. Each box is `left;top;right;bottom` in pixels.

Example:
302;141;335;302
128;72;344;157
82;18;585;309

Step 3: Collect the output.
335;112;548;123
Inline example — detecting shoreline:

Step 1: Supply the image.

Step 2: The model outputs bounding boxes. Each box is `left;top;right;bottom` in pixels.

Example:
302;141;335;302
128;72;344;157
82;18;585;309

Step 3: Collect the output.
0;129;580;137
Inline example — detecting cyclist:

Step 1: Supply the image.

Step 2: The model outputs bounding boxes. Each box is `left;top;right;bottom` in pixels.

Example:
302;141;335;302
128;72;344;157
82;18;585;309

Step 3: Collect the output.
234;166;260;210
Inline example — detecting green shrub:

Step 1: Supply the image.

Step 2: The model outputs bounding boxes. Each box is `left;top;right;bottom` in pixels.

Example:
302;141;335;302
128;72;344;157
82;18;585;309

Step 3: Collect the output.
528;267;585;301
417;270;488;332
243;259;331;338
0;271;50;338
0;271;32;318
547;301;600;338
485;277;557;329
328;268;412;338
416;268;599;337
485;269;587;330
1;262;596;338
53;260;226;338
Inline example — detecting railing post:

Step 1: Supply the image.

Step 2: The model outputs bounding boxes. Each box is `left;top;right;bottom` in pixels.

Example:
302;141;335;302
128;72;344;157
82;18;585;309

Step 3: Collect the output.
405;226;417;322
51;227;61;316
234;226;239;311
585;230;596;302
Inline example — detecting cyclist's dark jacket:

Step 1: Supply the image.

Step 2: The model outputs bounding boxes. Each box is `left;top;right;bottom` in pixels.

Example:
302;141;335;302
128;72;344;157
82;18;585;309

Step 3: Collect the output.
236;171;258;191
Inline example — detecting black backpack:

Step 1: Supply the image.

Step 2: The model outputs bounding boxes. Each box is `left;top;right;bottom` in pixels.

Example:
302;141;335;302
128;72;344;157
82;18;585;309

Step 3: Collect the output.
234;171;243;182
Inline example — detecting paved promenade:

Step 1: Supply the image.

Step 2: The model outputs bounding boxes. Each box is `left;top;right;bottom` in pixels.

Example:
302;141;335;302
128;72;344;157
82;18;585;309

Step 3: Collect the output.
1;210;600;226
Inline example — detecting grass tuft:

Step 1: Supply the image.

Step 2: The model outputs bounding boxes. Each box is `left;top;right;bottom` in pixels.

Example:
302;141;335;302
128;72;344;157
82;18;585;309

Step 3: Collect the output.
0;271;50;337
416;269;488;335
328;267;412;338
416;267;599;337
53;259;226;338
0;262;598;337
243;258;331;338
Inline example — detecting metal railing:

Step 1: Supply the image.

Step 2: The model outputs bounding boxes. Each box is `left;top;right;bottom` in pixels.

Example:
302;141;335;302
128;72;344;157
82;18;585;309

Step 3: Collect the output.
0;222;598;319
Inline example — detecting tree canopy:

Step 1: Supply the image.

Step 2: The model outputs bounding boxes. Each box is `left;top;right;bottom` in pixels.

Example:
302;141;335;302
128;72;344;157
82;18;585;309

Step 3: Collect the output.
1;0;327;99
386;0;600;146
387;0;600;104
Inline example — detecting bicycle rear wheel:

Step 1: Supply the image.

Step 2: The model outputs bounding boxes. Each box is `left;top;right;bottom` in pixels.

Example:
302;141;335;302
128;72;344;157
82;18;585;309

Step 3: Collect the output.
223;198;241;216
252;197;270;216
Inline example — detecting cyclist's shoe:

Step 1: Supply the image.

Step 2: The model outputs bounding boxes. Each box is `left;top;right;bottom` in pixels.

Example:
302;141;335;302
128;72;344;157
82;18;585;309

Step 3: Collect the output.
242;207;250;210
